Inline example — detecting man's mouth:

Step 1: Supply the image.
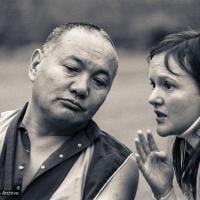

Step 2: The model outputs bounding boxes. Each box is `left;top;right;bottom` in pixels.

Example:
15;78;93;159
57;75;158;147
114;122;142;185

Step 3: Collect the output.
60;98;86;112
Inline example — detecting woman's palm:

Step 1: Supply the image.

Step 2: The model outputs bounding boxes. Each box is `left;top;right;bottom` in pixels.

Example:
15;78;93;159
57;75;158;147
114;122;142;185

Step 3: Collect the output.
135;131;174;197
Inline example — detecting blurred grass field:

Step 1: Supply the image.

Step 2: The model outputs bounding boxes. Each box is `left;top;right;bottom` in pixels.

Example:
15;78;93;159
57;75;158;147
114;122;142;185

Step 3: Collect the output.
0;46;185;199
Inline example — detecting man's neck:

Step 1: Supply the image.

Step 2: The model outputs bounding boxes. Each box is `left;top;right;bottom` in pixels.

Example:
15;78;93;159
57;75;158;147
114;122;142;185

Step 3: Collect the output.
22;102;84;137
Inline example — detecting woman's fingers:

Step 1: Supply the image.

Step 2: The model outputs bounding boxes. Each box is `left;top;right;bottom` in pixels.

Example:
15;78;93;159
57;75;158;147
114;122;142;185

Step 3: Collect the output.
138;130;151;155
134;129;160;163
146;130;159;151
134;130;151;162
134;138;146;162
135;153;146;175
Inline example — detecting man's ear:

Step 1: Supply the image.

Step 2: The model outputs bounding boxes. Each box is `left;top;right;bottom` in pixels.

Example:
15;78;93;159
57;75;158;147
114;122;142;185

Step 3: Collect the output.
29;49;43;82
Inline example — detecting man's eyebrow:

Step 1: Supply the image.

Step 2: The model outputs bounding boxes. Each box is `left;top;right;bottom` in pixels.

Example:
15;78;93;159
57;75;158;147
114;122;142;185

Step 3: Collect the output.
70;56;84;66
95;69;112;80
71;56;111;77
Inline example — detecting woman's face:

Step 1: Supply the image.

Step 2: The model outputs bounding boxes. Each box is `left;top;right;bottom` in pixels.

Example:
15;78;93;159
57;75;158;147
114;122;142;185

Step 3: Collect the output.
148;52;200;137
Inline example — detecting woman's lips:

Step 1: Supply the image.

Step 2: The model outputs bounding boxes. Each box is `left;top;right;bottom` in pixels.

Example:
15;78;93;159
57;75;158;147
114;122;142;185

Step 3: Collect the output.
154;110;167;122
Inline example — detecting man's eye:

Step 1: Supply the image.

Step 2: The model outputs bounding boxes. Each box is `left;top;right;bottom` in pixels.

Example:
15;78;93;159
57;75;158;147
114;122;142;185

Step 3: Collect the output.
93;78;107;87
64;65;80;73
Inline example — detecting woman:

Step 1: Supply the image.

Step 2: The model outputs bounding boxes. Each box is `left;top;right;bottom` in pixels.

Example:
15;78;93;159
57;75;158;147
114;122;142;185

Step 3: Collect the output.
135;30;200;200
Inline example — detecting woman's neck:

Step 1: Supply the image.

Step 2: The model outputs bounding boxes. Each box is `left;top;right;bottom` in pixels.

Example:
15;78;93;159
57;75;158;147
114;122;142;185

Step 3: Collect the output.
178;116;200;149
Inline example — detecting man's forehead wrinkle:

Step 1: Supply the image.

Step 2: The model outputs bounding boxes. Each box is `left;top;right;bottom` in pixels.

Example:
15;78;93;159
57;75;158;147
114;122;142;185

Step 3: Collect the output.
62;38;112;54
60;48;107;64
43;27;117;60
46;28;118;75
62;29;114;49
59;40;114;62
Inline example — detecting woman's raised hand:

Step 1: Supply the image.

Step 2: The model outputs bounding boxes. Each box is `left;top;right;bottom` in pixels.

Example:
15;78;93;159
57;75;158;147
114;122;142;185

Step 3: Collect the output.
134;130;174;199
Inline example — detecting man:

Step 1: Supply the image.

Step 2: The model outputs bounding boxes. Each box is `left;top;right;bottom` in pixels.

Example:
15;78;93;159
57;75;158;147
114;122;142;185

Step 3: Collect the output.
0;22;138;200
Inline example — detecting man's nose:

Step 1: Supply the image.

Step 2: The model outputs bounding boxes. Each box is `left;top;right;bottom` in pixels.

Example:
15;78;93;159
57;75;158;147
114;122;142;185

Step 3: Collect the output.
148;88;164;106
70;75;89;98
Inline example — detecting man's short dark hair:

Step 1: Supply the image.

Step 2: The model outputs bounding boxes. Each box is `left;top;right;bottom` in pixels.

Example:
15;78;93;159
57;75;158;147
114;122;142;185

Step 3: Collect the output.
42;22;116;55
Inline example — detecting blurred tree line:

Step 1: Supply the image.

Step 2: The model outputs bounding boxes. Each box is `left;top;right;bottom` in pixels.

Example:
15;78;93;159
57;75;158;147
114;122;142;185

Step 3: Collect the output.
0;0;200;50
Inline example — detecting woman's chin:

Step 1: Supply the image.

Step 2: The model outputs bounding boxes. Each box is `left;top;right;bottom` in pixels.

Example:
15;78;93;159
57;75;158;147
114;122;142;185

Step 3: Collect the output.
157;128;172;137
157;127;183;137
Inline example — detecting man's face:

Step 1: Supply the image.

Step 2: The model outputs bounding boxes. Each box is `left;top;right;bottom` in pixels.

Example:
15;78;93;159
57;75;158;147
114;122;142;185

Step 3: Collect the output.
30;28;118;128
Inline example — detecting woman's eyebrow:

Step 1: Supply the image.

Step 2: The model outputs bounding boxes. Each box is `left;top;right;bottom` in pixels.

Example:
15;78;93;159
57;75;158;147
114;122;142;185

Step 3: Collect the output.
158;75;179;84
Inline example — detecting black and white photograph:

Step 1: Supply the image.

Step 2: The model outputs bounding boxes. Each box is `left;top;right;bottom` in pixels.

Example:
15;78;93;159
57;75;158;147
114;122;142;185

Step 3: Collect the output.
0;0;199;199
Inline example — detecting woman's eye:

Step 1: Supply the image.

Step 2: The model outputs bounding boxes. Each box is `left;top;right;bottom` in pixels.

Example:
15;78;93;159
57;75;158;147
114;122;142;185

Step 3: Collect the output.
163;81;174;90
150;80;155;89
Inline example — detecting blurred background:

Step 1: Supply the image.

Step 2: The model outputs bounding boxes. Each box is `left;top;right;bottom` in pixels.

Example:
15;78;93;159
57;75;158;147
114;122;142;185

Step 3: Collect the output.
0;0;199;199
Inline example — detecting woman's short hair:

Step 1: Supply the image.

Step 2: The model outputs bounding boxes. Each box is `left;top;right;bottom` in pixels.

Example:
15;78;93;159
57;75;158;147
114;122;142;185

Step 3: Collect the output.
150;30;200;199
148;30;200;88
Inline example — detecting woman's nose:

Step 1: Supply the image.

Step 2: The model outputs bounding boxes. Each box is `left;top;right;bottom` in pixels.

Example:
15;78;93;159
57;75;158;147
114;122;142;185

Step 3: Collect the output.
148;89;164;106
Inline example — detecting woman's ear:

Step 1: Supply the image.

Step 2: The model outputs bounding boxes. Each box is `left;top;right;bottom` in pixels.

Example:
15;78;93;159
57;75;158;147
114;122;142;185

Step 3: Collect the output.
29;49;43;82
